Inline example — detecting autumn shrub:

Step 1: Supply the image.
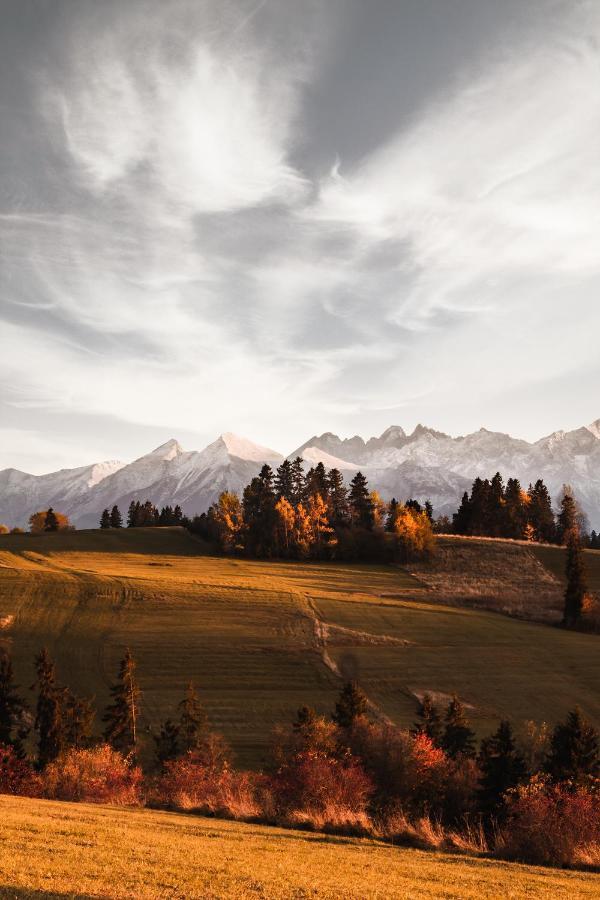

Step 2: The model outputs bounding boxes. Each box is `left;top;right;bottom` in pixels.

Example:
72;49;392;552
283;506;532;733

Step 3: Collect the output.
497;777;600;867
43;745;142;805
153;753;263;820
0;745;42;797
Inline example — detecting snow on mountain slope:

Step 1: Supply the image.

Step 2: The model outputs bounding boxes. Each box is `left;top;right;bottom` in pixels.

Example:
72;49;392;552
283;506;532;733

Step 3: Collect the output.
2;421;600;529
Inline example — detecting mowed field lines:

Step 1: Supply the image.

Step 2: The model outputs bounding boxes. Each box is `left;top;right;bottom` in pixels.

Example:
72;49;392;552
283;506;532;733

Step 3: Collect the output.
1;527;600;764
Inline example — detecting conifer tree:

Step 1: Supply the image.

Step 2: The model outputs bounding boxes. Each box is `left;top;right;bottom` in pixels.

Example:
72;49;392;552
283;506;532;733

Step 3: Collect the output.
173;505;183;524
110;505;123;528
154;719;181;766
441;695;476;759
0;651;28;754
63;690;95;750
349;472;375;530
557;489;578;545
478;720;527;812
100;509;111;529
563;530;587;628
527;480;556;543
290;457;306;506
327;469;349;527
546;707;600;783
305;462;329;501
487;472;505;536
44;508;59;532
33;648;64;767
453;492;471;534
424;500;434;522
103;649;141;758
127;501;138;528
274;459;294;502
468;478;491;535
332;681;368;729
177;681;208;753
242;466;278;557
411;692;442;745
504;478;526;539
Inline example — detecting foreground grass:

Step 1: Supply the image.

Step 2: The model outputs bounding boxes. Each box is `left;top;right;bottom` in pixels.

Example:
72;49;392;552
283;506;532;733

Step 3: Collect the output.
0;795;598;899
1;528;600;764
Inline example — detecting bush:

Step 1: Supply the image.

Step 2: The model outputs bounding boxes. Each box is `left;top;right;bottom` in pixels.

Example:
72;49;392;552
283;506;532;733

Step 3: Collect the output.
498;777;600;867
0;745;42;797
153;753;262;820
43;745;142;805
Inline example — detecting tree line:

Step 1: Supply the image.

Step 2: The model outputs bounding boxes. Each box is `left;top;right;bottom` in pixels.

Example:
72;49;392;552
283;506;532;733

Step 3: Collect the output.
1;646;599;869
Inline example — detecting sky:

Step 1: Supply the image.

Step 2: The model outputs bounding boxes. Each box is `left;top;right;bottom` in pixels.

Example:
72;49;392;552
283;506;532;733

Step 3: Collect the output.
1;0;599;473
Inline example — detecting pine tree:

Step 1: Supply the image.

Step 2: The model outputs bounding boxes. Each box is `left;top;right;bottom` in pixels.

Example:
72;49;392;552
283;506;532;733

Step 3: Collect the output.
557;489;578;545
127;501;138;528
63;690;95;750
453;492;471;534
504;478;527;539
468;478;491;535
100;509;111;529
478;720;528;812
424;500;434;522
44;508;59;532
274;459;294;502
442;695;476;759
327;468;349;527
154;719;181;766
305;462;329;501
290;457;306;506
33;648;64;767
173;505;183;524
332;681;368;729
110;505;123;528
527;480;556;543
546;707;600;782
563;529;587;628
411;692;442;745
103;649;141;758
177;682;208;753
487;472;505;536
349;472;375;530
242;466;278;557
0;651;28;754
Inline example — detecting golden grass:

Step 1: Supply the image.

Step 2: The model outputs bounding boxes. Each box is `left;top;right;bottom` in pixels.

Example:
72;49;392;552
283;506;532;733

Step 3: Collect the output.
1;794;599;899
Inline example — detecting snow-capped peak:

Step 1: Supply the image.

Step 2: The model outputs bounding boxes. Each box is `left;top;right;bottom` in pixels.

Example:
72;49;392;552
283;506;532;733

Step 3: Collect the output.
300;446;359;471
86;460;126;488
219;433;283;463
146;439;184;461
586;419;600;440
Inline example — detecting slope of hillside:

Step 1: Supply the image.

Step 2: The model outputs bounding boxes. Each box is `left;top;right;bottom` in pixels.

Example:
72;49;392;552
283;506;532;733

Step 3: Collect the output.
2;528;600;767
1;796;598;899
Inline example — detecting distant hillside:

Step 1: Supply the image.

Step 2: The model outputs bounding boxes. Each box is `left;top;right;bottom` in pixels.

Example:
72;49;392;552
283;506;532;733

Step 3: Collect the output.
1;527;600;766
2;418;600;530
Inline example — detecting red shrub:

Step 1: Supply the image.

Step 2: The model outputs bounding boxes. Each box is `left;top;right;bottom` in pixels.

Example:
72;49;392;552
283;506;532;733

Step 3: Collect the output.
498;777;600;867
0;745;42;797
153;753;262;820
43;745;143;805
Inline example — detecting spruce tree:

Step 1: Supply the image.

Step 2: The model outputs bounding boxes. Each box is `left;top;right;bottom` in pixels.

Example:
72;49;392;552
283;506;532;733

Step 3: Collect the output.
177;682;208;753
154;719;181;766
274;459;294;502
332;681;368;729
100;509;111;529
504;478;526;539
527;480;556;543
127;501;138;528
557;490;578;545
242;466;278;557
411;692;442;745
63;690;95;749
0;651;28;754
290;457;306;506
478;720;527;812
103;649;141;758
327;469;349;527
110;505;123;528
546;707;600;782
424;500;434;522
305;462;329;501
44;508;59;532
349;472;375;530
453;492;471;534
441;695;476;758
173;505;183;524
563;530;587;628
33;648;64;767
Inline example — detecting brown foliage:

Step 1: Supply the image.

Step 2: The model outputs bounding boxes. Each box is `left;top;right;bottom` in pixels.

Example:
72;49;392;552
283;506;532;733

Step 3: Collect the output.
43;745;143;805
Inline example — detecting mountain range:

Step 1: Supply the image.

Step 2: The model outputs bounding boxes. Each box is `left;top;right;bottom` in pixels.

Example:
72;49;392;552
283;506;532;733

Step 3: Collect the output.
2;422;600;530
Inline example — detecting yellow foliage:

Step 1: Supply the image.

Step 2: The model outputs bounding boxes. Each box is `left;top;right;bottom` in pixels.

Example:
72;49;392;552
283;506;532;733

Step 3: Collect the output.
28;510;71;534
214;492;243;553
391;506;435;560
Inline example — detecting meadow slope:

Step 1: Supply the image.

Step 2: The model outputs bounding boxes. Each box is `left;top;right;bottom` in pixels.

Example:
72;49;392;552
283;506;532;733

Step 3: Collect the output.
0;795;598;899
1;528;600;764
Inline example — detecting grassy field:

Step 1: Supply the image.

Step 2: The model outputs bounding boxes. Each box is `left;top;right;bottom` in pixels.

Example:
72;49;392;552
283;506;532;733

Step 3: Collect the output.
2;527;600;765
0;795;598;899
